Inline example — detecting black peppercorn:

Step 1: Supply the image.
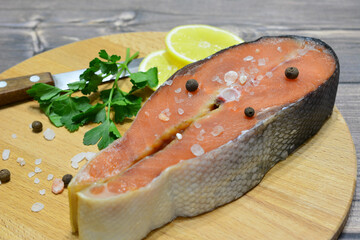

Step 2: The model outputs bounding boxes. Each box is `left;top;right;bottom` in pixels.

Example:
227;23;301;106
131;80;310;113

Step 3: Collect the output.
185;79;199;92
0;169;11;183
62;174;73;187
32;121;43;133
244;107;255;117
285;67;299;79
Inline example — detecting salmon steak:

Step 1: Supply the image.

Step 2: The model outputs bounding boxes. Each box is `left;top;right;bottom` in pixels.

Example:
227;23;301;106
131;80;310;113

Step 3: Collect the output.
68;35;339;240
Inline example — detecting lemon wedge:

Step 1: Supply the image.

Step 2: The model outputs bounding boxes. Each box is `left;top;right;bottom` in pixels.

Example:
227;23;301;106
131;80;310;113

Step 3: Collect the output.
139;50;180;90
165;24;244;65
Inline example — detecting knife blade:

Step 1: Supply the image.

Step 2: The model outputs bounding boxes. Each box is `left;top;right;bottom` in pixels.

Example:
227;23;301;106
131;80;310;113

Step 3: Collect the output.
0;57;143;106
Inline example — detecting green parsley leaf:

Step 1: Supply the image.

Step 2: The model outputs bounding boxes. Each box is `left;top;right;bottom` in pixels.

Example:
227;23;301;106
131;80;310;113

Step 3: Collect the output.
83;119;121;150
81;71;103;95
99;50;109;61
27;83;62;102
112;94;142;123
129;67;158;92
67;80;86;91
52;96;91;132
72;103;106;125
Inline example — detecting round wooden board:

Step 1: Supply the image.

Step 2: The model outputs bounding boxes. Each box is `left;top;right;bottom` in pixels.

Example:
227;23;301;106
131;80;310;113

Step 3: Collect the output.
0;32;356;240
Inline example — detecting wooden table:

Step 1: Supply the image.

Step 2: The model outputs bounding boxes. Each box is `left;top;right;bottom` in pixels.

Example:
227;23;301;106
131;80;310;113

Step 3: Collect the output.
0;1;359;239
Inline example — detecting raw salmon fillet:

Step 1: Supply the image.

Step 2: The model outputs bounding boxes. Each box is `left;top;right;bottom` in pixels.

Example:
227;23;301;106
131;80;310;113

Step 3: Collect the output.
68;35;339;240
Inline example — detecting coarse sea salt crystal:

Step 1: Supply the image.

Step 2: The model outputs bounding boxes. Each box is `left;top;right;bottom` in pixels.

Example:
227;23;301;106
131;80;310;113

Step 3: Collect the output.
11;134;17;139
174;96;185;104
85;152;96;161
35;167;42;173
188;92;193;98
31;202;44;212
39;189;46;195
243;56;254;61
258;58;266;66
194;122;202;128
47;174;54;181
212;76;223;84
191;144;204;157
35;158;42;165
43;128;55;141
2;149;10;160
28;172;36;178
277;46;282;52
224;71;238;86
175;88;181;93
158;112;169;122
265;72;273;78
176;133;182;140
255;49;260;53
178;108;184;115
239;74;247;85
211;125;224;137
17;157;26;166
71;152;86;163
144;111;150;117
71;161;79;169
197;129;206;141
219;88;241;102
34;178;40;184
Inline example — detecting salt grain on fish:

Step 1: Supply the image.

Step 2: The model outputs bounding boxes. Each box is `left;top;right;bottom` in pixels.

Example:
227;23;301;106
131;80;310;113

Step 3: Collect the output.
174;88;181;93
176;133;182;140
224;71;238;85
190;144;205;157
258;58;266;66
178;108;184;115
211;126;225;137
243;56;254;61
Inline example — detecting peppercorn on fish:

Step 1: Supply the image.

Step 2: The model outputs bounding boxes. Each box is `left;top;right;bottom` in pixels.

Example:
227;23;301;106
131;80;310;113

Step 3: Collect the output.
68;36;339;240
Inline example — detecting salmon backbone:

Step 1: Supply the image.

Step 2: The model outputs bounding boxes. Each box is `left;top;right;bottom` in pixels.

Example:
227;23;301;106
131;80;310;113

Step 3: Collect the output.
68;35;339;240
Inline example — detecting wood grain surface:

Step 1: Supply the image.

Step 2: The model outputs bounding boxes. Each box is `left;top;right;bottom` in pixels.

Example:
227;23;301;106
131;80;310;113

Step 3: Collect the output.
0;32;357;240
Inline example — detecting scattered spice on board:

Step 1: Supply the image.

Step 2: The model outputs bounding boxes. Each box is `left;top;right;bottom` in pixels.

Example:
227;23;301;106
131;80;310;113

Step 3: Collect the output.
0;169;11;183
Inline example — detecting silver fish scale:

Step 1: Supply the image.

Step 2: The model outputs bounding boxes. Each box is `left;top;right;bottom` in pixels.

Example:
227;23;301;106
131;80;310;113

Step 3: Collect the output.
169;63;339;217
76;37;339;240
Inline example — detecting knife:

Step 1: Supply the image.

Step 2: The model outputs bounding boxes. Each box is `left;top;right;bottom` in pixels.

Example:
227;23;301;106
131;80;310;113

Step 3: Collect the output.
0;57;143;106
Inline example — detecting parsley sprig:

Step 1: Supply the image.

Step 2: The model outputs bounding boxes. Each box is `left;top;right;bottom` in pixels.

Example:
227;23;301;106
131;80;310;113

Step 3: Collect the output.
27;49;158;150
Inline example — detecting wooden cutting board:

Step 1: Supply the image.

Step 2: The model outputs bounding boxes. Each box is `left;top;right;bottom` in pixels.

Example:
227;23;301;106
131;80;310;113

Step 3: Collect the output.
0;32;356;240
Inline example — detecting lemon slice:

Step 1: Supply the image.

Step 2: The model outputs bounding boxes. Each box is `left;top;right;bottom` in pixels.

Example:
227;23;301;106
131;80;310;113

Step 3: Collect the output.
139;50;180;90
165;24;244;65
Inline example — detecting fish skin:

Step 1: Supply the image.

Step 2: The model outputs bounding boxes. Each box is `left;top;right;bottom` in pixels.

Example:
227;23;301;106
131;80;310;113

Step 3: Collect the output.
74;35;339;240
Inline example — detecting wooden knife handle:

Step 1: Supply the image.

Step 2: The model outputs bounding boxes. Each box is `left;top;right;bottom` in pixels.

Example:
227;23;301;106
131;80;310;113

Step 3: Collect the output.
0;72;54;106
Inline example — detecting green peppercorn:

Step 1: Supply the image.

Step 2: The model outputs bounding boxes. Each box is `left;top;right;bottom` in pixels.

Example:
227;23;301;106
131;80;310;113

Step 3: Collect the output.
244;107;255;117
185;79;199;92
62;174;73;187
285;67;299;79
32;121;43;133
0;169;11;183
